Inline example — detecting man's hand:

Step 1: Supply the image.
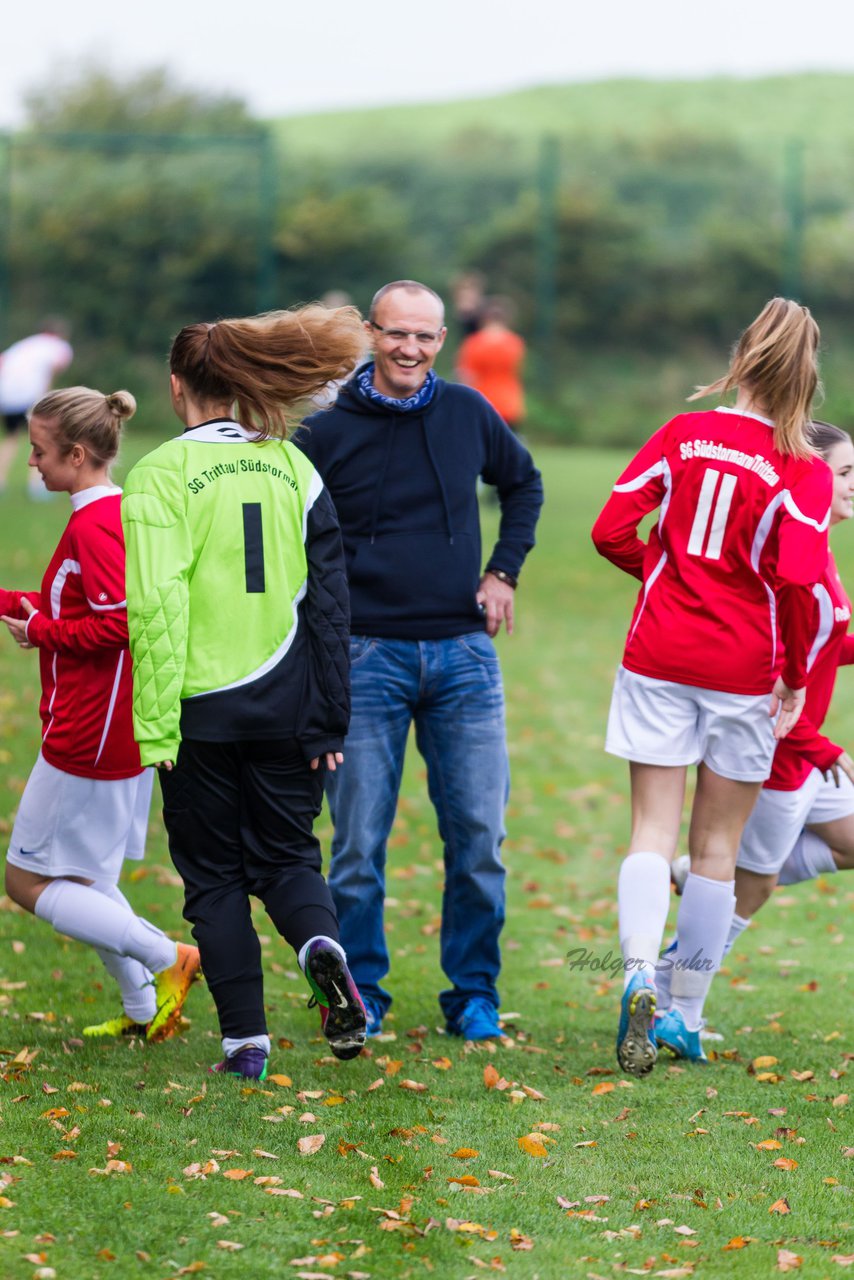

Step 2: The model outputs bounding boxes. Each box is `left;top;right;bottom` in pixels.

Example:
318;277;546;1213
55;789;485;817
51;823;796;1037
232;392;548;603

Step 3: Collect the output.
476;573;515;637
311;751;344;772
770;676;806;740
1;598;36;649
826;751;854;788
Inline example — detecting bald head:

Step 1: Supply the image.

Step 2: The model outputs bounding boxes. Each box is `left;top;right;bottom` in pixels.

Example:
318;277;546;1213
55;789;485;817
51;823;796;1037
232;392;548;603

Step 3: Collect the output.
369;281;445;326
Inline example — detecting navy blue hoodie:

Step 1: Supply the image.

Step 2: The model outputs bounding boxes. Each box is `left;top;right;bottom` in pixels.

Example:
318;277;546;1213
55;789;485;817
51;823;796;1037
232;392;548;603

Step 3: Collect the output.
296;373;544;640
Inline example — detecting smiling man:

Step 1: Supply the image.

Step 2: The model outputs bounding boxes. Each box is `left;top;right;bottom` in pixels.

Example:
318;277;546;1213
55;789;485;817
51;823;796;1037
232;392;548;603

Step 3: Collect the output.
296;280;544;1041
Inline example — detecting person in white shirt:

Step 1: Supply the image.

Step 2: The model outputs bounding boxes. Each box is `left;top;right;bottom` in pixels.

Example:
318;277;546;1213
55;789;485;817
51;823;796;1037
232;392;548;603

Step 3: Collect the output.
0;322;73;496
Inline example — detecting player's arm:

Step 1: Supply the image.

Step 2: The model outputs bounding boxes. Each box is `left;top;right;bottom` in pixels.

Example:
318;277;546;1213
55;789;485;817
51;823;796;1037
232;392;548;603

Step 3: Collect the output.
299;475;351;765
481;399;544;585
775;462;833;697
780;703;844;775
121;458;192;769
0;588;41;619
24;524;129;653
591;426;670;580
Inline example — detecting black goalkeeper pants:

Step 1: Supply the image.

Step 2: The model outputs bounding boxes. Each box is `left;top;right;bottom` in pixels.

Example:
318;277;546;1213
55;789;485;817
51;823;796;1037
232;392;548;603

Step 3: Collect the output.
159;738;339;1039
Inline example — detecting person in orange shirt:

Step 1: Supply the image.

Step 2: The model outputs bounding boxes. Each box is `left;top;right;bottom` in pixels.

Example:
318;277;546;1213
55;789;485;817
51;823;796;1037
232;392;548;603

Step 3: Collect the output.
456;297;526;434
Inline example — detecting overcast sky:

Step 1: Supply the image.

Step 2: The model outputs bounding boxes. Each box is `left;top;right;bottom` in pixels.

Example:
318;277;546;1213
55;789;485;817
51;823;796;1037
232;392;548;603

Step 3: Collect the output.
3;0;854;125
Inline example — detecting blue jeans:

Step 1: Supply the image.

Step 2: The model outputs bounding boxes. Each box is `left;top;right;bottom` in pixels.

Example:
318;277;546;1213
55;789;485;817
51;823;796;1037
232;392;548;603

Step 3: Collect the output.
326;634;509;1026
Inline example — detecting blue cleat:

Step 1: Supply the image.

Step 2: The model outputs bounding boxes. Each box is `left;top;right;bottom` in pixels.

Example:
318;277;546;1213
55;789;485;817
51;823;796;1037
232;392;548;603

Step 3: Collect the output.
448;997;503;1040
655;1008;708;1063
616;972;657;1076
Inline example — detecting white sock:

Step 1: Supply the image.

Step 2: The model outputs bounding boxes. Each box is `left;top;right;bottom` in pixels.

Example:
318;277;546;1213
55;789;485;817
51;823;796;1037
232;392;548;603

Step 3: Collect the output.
92;885;155;1022
617;852;672;988
654;937;677;1010
297;934;347;973
34;879;176;974
777;831;838;885
95;948;156;1022
670;872;735;1030
723;911;751;957
222;1034;271;1058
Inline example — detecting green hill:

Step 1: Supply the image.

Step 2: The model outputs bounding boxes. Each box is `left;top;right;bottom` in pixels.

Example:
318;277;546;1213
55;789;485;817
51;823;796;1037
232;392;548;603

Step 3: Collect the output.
274;72;854;164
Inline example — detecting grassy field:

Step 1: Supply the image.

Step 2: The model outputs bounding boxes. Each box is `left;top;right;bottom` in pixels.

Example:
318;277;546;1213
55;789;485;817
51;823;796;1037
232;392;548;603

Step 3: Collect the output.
0;439;851;1279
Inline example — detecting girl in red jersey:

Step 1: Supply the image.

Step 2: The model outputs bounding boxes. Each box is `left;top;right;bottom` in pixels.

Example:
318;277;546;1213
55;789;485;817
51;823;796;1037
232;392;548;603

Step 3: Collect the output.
592;298;832;1076
660;421;854;1044
727;422;854;935
0;387;200;1041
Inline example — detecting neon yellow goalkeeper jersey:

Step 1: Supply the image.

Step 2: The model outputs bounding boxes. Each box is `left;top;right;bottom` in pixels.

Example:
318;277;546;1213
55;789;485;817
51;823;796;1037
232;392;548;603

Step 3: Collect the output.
122;419;350;767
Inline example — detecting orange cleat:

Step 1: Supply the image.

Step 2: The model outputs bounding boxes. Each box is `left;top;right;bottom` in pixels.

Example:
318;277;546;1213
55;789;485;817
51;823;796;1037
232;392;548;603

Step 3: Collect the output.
147;943;202;1043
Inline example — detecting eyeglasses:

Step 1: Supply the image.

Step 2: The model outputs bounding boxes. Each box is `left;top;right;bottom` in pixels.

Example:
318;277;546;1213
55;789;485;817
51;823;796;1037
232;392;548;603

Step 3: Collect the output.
369;321;444;345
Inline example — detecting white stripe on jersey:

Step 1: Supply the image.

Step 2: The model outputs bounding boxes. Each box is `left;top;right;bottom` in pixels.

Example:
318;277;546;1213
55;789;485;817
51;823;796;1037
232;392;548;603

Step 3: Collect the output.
627;459;673;645
50;558;81;619
94;652;124;766
750;492;786;673
783;489;831;533
806;583;835;675
613;459;667;493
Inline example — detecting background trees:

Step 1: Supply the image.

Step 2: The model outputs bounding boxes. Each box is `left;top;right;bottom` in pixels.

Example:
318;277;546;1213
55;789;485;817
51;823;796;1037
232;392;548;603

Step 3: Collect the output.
5;67;854;439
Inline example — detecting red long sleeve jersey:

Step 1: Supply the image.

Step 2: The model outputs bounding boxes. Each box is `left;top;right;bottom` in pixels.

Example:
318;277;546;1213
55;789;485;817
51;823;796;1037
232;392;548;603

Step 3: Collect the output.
767;551;854;790
0;487;142;780
592;409;832;695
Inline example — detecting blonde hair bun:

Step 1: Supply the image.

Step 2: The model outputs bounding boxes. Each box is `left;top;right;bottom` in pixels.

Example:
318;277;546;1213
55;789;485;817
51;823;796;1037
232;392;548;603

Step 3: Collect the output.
106;390;137;421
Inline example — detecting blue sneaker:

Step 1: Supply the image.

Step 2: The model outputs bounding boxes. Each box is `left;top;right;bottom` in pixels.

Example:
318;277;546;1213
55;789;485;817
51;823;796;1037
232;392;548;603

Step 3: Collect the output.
616;972;657;1076
655;1008;708;1063
449;997;503;1040
358;998;386;1039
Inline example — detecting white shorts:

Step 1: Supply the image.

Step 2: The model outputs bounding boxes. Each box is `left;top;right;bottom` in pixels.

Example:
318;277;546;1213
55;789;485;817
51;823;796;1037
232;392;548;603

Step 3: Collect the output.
737;768;854;874
7;754;154;885
606;665;776;782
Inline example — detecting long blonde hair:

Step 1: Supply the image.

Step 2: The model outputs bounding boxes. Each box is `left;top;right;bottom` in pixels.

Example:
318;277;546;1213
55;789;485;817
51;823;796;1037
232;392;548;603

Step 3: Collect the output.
170;304;365;440
689;298;820;460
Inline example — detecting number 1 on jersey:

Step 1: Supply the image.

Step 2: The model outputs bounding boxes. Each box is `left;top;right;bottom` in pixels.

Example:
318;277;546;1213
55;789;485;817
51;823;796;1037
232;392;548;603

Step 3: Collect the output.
687;468;736;560
242;502;266;592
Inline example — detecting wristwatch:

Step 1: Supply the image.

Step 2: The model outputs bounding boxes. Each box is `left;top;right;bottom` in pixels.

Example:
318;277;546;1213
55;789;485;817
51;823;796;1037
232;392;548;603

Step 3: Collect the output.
487;568;518;590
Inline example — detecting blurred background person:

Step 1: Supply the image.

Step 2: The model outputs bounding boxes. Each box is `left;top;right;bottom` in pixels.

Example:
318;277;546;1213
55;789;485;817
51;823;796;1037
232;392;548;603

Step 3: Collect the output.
450;270;486;338
456;296;526;436
0;320;73;498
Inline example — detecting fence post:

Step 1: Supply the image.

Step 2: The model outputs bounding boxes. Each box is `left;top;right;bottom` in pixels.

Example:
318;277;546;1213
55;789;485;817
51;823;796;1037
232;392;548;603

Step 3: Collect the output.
256;127;278;313
535;134;560;398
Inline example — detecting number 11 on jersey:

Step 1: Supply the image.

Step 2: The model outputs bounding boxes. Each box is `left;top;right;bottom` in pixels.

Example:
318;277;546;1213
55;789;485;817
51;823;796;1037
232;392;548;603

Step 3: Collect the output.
687;468;736;560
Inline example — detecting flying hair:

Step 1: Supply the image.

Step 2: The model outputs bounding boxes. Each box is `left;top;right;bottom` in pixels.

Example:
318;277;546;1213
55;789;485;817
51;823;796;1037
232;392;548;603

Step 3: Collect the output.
30;386;135;468
688;297;821;461
169;304;366;439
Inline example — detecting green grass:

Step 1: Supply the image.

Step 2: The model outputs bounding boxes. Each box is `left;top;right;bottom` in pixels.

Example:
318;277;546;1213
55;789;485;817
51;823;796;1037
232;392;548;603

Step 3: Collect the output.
0;440;851;1279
